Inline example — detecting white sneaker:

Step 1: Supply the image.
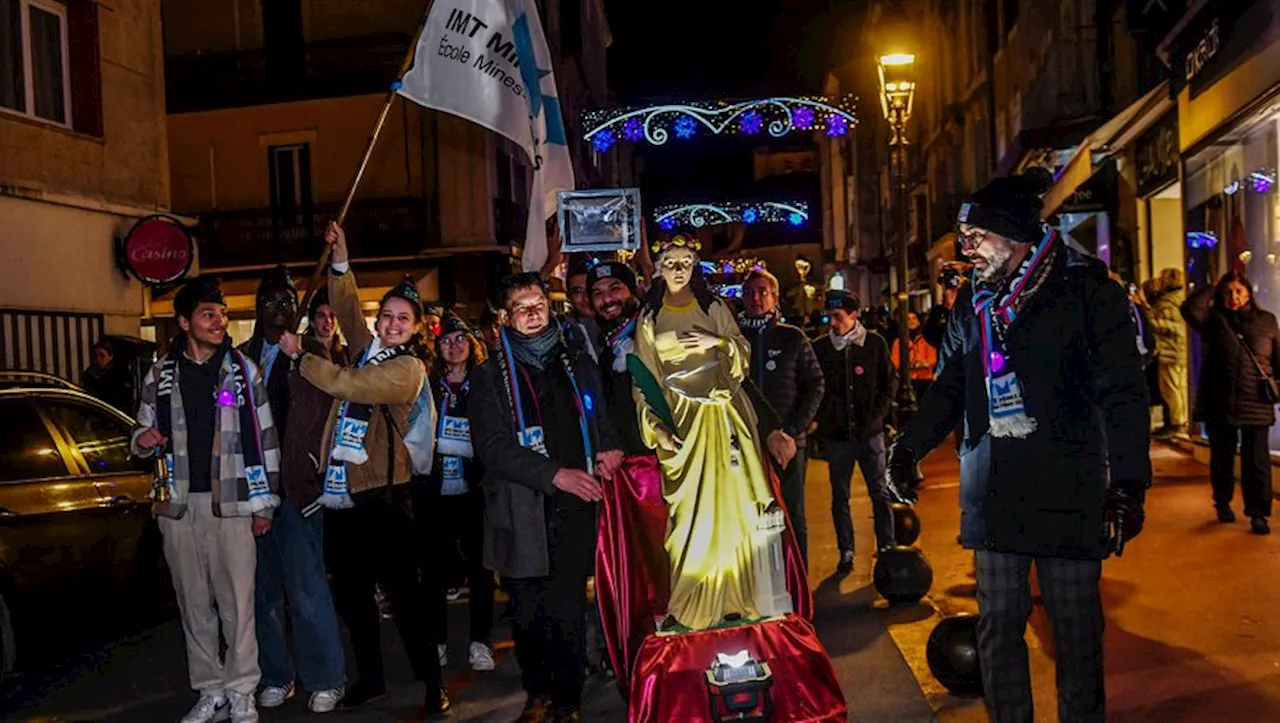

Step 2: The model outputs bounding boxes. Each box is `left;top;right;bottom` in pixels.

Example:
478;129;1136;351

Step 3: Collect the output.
469;641;495;672
309;687;344;713
437;643;448;667
446;587;462;601
181;693;229;723
228;691;259;723
257;682;295;708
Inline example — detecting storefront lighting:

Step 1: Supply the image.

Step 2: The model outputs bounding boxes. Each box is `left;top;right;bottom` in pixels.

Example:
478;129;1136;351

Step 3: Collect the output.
1187;231;1219;249
1267;252;1277;266
1240;250;1254;264
1250;170;1276;193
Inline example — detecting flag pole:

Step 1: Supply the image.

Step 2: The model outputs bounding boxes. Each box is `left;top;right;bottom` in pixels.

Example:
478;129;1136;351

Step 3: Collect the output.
296;5;433;331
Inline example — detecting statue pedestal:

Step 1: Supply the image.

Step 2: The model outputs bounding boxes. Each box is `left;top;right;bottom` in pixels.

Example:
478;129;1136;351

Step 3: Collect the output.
627;615;847;723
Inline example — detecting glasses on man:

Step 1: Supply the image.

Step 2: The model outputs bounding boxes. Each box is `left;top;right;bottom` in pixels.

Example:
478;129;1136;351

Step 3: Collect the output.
957;227;988;253
263;296;297;310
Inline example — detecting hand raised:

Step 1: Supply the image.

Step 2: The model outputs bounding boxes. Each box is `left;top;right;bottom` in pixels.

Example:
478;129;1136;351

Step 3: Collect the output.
325;222;349;264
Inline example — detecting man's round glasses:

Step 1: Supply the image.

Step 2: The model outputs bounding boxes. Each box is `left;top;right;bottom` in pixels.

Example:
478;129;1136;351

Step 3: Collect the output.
958;228;988;252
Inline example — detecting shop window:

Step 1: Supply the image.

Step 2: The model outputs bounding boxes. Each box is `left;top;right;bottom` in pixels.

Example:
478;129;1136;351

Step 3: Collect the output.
1184;103;1280;448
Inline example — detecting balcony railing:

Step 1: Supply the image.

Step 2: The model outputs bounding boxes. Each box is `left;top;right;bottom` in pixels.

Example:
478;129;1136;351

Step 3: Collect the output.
192;197;430;270
166;34;410;113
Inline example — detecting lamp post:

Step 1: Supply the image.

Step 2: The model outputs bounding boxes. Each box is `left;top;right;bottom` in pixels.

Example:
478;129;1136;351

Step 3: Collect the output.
878;50;918;417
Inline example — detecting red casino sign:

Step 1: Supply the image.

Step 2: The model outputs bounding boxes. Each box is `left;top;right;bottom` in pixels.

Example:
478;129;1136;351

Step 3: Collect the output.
121;215;194;285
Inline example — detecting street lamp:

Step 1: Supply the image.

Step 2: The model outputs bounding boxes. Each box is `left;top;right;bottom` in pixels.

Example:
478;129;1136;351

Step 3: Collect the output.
878;50;917;417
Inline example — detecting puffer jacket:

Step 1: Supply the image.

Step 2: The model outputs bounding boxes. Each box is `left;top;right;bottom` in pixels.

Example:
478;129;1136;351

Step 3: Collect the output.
1181;286;1280;427
1150;290;1187;365
741;317;825;447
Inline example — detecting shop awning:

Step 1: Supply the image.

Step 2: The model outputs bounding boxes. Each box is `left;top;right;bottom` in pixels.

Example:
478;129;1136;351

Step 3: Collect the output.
1041;81;1173;215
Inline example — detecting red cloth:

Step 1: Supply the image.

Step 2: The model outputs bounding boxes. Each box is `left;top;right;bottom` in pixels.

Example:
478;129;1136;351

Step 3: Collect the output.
595;452;814;685
597;454;670;685
628;615;847;723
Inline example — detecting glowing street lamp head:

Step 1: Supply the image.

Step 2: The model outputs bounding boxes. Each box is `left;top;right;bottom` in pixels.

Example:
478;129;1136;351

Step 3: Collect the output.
879;53;916;66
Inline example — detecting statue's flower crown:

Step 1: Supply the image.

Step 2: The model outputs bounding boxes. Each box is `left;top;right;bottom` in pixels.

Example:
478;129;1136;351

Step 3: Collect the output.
652;233;703;255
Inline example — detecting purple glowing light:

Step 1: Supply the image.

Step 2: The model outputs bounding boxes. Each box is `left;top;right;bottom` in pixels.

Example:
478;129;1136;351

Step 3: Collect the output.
659;216;676;231
218;389;236;407
794;106;815;130
591;128;617;153
826;115;849;137
740;110;763;135
622;117;644;142
989;351;1006;374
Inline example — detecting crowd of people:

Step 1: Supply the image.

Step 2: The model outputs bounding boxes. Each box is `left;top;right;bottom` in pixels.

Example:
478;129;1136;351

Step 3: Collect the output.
124;166;1280;723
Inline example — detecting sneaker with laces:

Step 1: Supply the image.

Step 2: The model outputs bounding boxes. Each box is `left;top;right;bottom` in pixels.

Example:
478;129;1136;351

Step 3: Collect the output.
469;641;495;671
228;691;259;723
308;687;345;713
181;693;229;723
257;682;295;708
437;642;448;667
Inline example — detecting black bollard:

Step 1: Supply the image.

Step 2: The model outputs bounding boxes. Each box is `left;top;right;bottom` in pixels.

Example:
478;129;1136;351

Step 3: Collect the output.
926;614;983;696
872;546;933;604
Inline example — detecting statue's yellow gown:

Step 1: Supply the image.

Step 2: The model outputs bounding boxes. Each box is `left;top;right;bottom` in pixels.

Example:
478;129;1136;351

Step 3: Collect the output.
634;298;791;631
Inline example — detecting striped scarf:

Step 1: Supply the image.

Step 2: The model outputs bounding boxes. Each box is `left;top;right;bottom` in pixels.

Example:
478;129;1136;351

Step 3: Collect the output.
971;228;1059;439
497;326;595;473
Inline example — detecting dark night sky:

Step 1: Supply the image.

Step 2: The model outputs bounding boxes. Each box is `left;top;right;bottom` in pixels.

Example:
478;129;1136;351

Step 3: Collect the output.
599;0;866;223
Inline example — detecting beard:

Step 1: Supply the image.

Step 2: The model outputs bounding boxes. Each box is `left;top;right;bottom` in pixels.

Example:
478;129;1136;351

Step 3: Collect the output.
975;242;1014;283
599;299;638;330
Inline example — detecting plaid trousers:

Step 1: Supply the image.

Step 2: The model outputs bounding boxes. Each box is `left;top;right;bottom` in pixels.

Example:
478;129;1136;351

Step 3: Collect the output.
974;551;1105;723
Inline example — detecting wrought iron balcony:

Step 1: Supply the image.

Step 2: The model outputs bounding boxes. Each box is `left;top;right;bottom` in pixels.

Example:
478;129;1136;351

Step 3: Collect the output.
166;34;410;114
191;197;430;270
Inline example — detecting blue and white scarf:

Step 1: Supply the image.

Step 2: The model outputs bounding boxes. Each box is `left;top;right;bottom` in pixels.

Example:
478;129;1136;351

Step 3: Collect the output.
318;340;414;509
971;228;1059;439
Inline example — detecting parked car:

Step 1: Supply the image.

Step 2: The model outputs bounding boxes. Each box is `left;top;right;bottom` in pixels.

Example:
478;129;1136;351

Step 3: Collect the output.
0;381;168;677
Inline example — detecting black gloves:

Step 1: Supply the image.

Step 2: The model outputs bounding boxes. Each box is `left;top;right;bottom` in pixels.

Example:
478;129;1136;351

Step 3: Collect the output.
1103;486;1146;557
886;438;918;505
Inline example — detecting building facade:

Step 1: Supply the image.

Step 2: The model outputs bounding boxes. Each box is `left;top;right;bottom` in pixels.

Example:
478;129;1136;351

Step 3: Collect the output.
160;0;621;332
0;0;173;382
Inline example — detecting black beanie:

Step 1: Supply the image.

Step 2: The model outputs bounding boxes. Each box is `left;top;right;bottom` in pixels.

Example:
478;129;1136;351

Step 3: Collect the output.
957;167;1054;244
380;276;424;320
438;311;474;339
825;289;860;312
586;261;637;295
174;277;225;319
256;264;296;309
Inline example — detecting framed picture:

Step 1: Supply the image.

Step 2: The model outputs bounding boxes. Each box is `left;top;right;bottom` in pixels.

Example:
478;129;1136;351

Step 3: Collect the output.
556;188;642;253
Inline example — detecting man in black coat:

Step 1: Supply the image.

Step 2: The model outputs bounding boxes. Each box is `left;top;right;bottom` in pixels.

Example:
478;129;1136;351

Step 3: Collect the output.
813;290;897;575
469;272;622;723
739;268;825;565
887;169;1151;723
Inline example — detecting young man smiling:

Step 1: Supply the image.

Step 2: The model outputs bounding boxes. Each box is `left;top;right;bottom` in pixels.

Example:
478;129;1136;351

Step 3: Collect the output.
133;277;281;723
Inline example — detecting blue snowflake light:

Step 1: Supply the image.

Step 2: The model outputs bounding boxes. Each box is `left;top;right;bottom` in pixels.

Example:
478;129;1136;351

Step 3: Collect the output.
740;110;763;135
592;128;616;153
674;114;698;140
659;216;676;231
622;117;643;142
789;212;804;226
742;208;759;224
826;115;849;137
794;106;814;130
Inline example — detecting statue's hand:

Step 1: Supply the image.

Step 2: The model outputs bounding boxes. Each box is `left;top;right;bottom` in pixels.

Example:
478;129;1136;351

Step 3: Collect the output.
655;424;683;453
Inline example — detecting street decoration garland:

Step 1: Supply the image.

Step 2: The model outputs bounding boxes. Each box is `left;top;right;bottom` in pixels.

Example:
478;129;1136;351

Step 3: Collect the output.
654;201;809;230
584;95;858;151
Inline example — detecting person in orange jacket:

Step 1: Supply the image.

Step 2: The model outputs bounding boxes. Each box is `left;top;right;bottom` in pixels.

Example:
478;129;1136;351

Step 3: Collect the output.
891;311;939;399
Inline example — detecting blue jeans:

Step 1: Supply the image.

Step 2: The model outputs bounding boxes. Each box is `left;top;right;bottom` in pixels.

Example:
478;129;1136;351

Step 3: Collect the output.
826;435;896;554
255;503;346;691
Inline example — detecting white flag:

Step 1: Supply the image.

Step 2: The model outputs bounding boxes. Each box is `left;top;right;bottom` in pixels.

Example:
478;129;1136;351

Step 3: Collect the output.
398;0;575;272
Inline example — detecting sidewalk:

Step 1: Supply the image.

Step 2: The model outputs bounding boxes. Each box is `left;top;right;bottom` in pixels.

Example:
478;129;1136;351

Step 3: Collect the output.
882;440;1280;722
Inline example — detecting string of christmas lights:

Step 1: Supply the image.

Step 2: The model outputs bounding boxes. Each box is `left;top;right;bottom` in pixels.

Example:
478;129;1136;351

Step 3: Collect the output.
653;201;810;229
583;96;858;150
